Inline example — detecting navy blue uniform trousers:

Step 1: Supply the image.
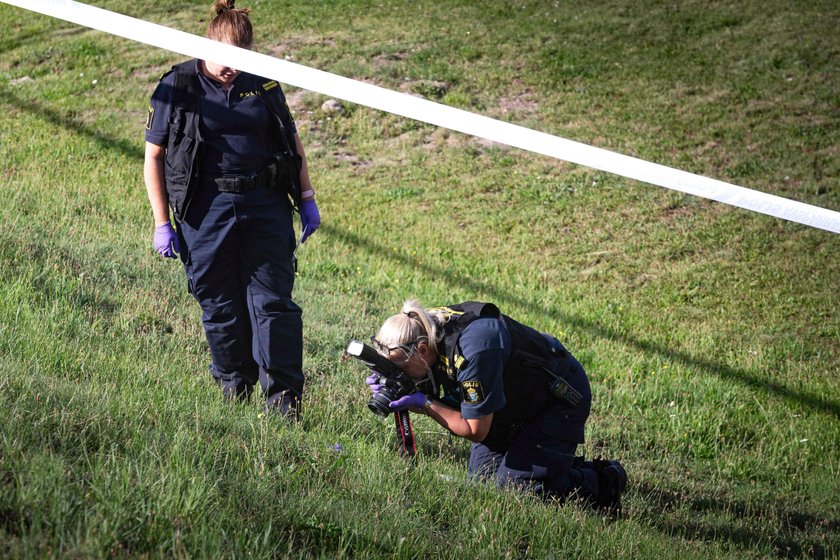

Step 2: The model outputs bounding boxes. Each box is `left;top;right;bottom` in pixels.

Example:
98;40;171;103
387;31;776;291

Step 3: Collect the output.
178;182;304;403
467;358;599;501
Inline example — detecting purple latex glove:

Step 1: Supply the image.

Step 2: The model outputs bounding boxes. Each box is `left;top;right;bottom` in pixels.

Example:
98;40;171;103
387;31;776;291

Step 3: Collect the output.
365;373;383;395
154;222;180;259
300;198;321;243
388;392;427;412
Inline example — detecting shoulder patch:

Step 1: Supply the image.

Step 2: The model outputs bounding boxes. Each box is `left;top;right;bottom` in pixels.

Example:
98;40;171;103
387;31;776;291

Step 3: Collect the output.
460;381;485;404
145;105;154;130
262;80;279;91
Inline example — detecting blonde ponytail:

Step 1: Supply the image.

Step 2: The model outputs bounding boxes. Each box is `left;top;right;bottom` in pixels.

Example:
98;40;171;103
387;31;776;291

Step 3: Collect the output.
374;298;443;356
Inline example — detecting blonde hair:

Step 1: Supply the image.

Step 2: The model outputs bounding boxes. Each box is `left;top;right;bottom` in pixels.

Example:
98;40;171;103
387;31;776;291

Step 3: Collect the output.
374;299;445;356
207;0;253;49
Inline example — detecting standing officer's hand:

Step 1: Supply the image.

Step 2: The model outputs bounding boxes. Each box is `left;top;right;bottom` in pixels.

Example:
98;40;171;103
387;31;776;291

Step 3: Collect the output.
300;198;321;243
154;222;180;259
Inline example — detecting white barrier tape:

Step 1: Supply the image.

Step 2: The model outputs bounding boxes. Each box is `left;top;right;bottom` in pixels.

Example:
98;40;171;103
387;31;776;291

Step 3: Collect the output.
4;0;840;234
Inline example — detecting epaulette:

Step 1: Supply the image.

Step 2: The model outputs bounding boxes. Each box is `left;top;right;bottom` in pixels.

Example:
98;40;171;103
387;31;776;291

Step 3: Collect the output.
261;79;280;92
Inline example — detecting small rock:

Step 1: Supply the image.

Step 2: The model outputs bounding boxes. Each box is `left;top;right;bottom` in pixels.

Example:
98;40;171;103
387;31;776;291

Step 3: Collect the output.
10;76;33;86
321;99;344;114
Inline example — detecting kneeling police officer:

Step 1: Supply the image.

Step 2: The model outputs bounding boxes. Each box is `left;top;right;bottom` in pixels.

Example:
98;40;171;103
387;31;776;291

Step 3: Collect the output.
366;299;627;508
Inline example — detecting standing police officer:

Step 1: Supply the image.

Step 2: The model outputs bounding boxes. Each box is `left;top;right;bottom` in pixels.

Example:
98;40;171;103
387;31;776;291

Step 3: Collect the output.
367;300;627;509
143;0;319;416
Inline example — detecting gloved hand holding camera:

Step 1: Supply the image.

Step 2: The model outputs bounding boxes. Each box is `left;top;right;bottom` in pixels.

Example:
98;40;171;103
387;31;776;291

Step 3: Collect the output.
388;392;427;412
365;373;383;395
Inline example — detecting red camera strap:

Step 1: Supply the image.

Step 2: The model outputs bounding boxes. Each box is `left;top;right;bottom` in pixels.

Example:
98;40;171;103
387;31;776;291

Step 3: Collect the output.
393;410;416;458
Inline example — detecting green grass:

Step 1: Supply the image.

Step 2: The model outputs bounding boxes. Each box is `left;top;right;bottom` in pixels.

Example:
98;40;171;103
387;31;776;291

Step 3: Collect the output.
1;0;838;557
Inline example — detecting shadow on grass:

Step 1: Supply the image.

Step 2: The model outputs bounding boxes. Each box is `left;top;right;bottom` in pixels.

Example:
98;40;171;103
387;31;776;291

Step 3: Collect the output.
3;86;837;421
321;223;840;420
2;87;142;162
1;25;85;54
633;481;838;559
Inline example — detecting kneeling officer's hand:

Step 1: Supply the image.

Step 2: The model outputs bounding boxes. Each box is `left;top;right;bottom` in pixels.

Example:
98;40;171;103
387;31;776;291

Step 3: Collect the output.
365;373;383;396
388;392;426;412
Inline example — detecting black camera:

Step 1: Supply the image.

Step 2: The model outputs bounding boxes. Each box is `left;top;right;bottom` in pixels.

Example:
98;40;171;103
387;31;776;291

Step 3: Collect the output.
346;340;421;417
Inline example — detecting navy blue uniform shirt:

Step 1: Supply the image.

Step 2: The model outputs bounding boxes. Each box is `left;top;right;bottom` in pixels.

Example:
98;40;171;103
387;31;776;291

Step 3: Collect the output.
145;59;297;178
457;317;512;419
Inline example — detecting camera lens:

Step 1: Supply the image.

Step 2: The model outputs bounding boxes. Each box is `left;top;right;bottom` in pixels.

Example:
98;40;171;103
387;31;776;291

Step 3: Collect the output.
368;389;396;417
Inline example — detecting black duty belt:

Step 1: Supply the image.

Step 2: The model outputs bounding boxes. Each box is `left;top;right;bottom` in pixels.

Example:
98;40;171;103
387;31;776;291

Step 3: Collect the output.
212;163;277;193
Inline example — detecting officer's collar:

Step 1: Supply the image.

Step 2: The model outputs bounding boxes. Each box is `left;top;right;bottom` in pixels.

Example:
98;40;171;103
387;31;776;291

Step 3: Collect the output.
196;59;245;91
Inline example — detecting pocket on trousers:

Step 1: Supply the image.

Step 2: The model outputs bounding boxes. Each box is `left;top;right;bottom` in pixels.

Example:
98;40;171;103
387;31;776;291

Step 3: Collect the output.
181;247;196;297
543;411;586;444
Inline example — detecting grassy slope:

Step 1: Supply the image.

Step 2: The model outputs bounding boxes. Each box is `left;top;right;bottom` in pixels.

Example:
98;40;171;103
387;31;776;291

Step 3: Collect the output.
0;0;838;558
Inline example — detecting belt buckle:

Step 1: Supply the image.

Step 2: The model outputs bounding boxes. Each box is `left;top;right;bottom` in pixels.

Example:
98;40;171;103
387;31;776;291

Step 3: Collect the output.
214;177;231;192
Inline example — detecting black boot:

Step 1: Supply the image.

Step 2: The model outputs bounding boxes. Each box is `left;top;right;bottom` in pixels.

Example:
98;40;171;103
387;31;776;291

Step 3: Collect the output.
266;390;301;421
593;459;627;513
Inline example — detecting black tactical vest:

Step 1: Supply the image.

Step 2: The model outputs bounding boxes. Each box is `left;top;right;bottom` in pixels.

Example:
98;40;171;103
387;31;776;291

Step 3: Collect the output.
430;302;581;444
160;61;301;221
